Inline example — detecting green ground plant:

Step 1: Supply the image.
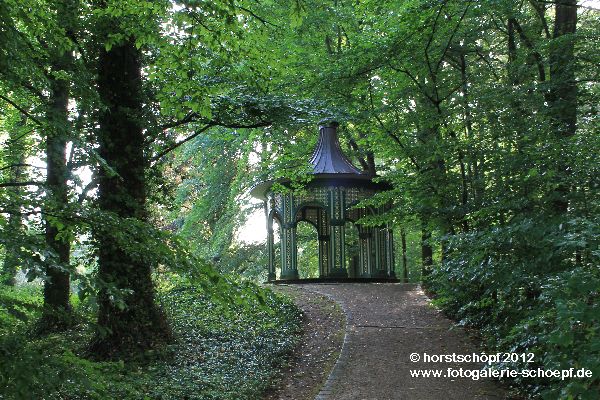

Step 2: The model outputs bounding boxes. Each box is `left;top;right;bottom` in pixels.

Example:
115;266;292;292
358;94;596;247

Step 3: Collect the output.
0;271;301;400
426;216;600;399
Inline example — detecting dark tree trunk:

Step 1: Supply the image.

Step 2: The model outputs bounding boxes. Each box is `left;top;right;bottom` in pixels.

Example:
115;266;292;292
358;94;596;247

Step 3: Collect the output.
549;0;577;137
421;224;433;278
91;38;170;357
41;1;75;328
548;0;577;214
400;227;408;283
507;18;518;82
2;118;27;286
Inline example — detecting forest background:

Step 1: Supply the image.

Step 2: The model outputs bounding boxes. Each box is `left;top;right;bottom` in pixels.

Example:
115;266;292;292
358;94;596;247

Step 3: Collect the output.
0;0;598;399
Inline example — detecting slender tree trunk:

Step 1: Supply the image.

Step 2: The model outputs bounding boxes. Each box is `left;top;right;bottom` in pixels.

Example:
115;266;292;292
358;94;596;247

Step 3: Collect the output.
2;118;27;286
507;18;518;83
459;53;473;232
421;223;433;278
414;95;442;280
92;37;170;357
400;227;408;283
41;0;76;328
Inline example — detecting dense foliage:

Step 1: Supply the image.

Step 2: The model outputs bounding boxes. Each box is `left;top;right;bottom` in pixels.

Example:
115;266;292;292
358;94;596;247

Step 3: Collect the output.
0;273;301;399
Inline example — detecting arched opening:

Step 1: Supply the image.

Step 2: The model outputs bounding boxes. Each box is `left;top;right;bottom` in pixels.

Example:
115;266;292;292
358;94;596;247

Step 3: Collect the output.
345;205;379;278
272;217;281;279
268;212;283;281
296;221;319;278
295;204;328;279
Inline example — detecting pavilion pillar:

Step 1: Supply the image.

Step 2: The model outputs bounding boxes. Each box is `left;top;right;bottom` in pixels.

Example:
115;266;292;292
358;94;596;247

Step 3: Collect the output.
328;187;347;278
267;227;276;281
317;208;330;277
265;199;277;281
329;224;347;277
280;226;298;279
358;227;372;277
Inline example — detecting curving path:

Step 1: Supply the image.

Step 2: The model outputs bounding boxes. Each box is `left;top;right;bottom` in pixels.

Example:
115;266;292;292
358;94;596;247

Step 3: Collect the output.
296;283;508;400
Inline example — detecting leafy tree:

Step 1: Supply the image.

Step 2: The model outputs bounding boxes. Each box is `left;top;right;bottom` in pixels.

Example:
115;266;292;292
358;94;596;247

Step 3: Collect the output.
0;112;28;286
0;0;85;328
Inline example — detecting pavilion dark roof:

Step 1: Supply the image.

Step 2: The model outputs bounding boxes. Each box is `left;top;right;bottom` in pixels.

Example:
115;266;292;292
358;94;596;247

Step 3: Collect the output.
310;122;363;175
250;121;382;201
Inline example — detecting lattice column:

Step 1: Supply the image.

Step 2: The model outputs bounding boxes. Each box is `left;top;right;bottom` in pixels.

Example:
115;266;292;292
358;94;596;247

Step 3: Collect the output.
358;226;372;278
328;187;348;278
280;192;299;280
317;208;330;277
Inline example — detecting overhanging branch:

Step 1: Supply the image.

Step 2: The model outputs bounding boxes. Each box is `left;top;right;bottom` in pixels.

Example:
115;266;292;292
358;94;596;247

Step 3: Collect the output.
0;181;44;188
0;95;43;126
151;118;271;163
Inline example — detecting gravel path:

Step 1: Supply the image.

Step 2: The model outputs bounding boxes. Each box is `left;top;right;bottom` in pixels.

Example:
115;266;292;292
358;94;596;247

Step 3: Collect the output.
295;283;509;400
264;286;346;400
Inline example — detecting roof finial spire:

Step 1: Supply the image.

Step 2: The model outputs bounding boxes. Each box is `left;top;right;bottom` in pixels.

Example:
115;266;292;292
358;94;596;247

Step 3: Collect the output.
310;120;362;174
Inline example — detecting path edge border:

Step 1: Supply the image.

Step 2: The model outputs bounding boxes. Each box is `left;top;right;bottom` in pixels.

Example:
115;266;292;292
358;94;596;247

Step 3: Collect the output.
303;285;353;400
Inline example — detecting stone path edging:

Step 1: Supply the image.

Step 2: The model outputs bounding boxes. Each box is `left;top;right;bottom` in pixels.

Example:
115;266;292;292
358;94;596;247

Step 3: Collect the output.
306;285;351;400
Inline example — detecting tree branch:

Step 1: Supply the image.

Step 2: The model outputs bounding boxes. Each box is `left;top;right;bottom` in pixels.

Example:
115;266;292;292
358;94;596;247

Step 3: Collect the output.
435;2;472;74
78;177;98;204
7;127;36;144
151;123;215;162
511;18;546;82
528;0;551;39
158;112;201;131
347;138;370;171
366;82;421;171
0;163;42;172
423;1;447;79
387;61;438;105
0;95;43;126
0;181;44;188
537;0;598;11
236;5;278;27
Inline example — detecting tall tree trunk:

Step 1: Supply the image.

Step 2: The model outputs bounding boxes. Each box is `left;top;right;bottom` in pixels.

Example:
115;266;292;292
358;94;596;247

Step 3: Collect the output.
548;0;577;214
400;227;408;283
421;223;433;278
41;0;76;329
2;117;27;286
414;96;442;281
459;53;473;232
43;77;71;323
92;38;170;357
